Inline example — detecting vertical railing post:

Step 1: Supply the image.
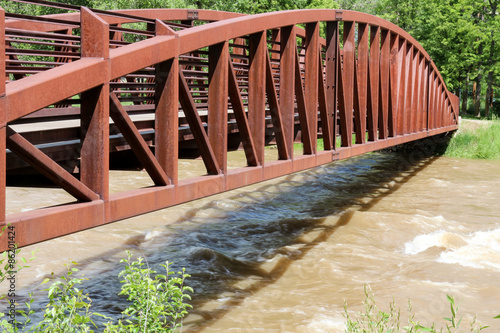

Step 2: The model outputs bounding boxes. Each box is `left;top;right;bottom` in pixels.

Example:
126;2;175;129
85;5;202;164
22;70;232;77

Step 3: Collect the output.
305;22;319;154
368;25;380;142
438;85;444;127
325;21;339;150
80;7;109;201
355;23;368;144
403;43;413;134
432;75;439;129
388;33;399;137
422;60;429;131
415;54;423;132
208;42;228;175
0;7;5;226
248;31;266;166
155;20;178;185
428;70;435;130
397;38;407;135
379;29;390;139
280;25;296;158
340;21;355;147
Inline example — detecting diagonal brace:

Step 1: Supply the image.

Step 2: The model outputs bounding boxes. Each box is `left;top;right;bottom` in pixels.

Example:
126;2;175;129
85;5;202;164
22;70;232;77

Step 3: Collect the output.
109;93;169;186
227;56;259;167
6;126;99;202
265;52;289;160
178;70;220;175
294;49;313;154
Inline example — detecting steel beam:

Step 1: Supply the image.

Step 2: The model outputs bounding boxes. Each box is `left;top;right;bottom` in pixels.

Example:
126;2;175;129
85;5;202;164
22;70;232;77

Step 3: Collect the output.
109;93;169;186
368;25;380;142
265;52;288;160
6;127;98;201
279;25;296;158
294;49;312;154
0;6;461;250
340;21;355;147
228;56;258;166
178;70;219;175
305;22;319;154
379;29;390;139
355;23;368;144
324;21;339;150
208;41;229;175
80;7;109;202
155;56;179;185
248;31;266;165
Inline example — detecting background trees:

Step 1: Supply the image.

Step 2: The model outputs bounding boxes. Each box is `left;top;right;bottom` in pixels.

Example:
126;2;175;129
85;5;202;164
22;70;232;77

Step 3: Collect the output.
1;0;498;118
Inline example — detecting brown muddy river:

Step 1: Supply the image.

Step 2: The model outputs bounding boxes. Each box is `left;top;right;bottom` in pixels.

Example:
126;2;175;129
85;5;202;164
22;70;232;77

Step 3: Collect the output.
3;150;500;332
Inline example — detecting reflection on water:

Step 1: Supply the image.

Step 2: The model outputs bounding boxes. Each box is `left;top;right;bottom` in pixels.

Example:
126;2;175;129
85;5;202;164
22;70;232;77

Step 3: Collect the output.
2;151;500;332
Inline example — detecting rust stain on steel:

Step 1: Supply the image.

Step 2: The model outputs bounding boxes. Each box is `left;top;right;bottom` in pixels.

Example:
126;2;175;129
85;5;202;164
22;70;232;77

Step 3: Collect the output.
0;2;459;250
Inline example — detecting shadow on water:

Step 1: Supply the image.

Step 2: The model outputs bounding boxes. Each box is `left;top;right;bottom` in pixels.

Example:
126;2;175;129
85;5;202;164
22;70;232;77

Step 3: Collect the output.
11;135;450;330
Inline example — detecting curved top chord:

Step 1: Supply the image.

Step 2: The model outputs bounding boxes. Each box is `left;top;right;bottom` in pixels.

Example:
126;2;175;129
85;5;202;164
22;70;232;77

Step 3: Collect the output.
3;7;458;125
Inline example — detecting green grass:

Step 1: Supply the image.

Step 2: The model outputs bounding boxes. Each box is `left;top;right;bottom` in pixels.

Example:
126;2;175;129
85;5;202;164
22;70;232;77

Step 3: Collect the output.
344;286;495;333
444;121;500;159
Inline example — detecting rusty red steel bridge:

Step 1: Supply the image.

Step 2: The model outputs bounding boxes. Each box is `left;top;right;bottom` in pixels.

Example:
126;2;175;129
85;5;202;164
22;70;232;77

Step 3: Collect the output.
0;1;459;251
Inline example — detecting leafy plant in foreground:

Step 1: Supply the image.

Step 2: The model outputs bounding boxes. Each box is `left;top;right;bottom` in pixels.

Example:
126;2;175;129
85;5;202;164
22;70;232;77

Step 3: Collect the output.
102;251;193;333
0;247;192;332
344;285;495;333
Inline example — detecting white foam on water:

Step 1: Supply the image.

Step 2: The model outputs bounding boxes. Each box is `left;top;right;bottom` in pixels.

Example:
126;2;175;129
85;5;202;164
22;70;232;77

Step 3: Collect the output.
404;228;500;271
404;230;463;255
298;313;346;332
437;228;500;270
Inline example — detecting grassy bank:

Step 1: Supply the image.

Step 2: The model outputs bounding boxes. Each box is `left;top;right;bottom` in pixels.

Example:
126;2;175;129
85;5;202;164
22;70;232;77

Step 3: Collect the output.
444;119;500;159
270;119;500;159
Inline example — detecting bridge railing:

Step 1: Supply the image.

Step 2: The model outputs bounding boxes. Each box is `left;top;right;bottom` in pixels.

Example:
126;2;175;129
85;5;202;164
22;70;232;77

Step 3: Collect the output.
0;4;459;249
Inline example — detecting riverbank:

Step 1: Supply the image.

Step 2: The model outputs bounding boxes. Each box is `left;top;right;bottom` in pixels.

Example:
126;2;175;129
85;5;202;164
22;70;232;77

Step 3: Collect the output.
444;119;500;159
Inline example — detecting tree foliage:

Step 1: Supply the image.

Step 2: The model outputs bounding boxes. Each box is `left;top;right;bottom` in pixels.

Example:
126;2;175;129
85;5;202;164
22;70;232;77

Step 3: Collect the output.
1;0;498;117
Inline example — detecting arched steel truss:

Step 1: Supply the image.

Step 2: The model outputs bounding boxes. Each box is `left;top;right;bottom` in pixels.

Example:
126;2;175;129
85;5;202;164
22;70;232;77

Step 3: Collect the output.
0;3;458;249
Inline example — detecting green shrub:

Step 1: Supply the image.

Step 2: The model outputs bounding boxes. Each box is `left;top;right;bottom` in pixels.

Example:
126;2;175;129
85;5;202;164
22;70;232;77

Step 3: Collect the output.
344;286;497;333
0;242;192;333
102;251;193;333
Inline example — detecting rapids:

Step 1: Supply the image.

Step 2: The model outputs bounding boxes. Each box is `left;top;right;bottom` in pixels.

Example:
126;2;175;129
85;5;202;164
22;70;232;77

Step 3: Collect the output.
3;151;500;332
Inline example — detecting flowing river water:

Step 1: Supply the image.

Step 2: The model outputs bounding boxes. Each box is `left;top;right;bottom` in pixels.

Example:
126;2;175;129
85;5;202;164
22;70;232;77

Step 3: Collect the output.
3;148;500;332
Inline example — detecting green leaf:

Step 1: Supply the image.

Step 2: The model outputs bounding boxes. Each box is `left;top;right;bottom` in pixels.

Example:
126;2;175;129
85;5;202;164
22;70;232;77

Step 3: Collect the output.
74;302;87;309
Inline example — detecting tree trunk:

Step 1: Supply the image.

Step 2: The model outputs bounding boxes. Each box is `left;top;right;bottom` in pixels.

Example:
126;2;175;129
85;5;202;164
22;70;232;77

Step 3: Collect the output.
474;75;481;117
461;73;469;115
474;10;485;117
484;2;497;119
485;71;493;119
